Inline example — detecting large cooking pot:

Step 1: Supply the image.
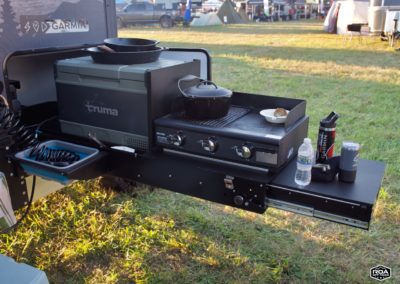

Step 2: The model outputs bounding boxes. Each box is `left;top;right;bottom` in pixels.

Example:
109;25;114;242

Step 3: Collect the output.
104;38;159;52
178;75;232;120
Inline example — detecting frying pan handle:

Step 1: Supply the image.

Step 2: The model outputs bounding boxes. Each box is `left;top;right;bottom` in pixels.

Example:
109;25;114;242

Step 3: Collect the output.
97;45;116;53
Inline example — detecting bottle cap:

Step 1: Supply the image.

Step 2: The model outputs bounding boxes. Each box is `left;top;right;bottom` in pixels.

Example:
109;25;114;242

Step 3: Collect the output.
304;138;312;144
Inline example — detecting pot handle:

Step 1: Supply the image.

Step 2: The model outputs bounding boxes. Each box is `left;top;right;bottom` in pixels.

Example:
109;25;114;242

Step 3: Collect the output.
196;81;218;89
178;74;202;97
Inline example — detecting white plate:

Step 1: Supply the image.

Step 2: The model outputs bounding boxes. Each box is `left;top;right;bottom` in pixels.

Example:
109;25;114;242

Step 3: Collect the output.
259;109;289;124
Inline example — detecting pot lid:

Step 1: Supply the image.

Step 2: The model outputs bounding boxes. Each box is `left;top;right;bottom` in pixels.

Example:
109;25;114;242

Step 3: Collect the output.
182;80;232;98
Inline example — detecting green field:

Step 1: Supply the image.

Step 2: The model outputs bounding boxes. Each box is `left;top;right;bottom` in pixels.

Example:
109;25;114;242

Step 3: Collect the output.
0;21;399;283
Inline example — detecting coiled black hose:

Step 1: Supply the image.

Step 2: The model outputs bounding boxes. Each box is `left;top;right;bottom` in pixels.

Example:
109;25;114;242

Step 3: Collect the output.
0;96;37;149
0;95;79;166
0;94;38;234
28;144;80;166
0;91;78;234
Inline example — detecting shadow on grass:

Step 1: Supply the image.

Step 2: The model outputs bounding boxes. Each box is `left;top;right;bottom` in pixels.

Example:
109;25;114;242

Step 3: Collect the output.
45;247;118;283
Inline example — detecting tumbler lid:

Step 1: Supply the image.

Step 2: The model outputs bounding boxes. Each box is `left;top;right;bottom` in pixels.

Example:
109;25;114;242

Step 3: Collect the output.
320;112;339;128
342;141;360;151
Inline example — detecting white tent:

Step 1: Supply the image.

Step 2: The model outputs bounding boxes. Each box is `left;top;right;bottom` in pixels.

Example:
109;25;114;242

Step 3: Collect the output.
191;13;223;26
324;0;369;34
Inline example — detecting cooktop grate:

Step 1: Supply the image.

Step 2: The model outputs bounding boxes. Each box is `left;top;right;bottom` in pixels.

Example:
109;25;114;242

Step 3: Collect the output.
174;106;250;128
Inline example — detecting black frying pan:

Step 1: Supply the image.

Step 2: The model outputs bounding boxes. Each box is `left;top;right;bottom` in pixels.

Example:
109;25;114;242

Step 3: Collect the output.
104;38;159;52
86;46;163;65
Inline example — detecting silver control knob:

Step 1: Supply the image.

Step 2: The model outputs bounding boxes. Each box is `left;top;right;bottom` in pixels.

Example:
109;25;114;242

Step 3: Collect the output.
167;134;184;146
236;144;253;159
202;138;217;153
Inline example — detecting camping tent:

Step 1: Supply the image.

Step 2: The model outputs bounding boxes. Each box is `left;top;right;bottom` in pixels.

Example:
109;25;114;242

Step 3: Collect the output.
217;0;244;24
191;12;223;26
323;0;369;34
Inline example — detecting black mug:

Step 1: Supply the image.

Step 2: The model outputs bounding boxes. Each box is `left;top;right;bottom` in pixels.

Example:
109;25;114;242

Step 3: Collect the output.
339;141;360;183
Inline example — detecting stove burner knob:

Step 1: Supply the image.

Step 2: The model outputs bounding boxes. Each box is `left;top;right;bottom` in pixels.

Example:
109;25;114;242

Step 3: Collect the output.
167;134;184;146
236;144;253;159
233;195;244;206
202;138;218;153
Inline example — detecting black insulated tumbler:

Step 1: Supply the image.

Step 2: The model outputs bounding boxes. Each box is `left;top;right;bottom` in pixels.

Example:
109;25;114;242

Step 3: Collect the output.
339;141;360;183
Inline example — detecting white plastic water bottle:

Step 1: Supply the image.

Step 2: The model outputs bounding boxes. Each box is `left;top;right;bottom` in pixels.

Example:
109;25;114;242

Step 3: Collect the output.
295;138;314;187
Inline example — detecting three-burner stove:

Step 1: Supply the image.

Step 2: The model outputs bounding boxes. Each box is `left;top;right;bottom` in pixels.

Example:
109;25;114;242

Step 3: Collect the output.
155;92;309;172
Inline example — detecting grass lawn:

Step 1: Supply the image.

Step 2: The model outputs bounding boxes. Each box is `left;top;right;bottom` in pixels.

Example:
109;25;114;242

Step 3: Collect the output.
1;21;399;283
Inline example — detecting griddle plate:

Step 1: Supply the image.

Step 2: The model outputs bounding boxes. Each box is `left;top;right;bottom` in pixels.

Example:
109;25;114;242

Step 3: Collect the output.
172;106;250;128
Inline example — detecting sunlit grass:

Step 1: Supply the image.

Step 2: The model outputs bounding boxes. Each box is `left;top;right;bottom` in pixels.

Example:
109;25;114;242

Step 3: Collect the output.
0;21;399;283
216;53;400;85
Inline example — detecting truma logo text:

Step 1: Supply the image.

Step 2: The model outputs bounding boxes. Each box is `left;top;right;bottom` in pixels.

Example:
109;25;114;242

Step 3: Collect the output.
85;103;119;117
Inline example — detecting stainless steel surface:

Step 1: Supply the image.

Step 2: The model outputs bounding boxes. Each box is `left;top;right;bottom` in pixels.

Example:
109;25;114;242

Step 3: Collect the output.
266;198;314;216
313;210;369;229
266;198;369;229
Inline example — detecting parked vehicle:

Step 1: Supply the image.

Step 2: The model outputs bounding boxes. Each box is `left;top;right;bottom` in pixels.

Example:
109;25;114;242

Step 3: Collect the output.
115;0;126;12
117;2;180;28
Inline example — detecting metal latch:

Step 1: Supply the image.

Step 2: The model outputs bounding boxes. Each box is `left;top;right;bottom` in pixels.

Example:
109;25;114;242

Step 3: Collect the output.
224;175;235;190
88;132;107;149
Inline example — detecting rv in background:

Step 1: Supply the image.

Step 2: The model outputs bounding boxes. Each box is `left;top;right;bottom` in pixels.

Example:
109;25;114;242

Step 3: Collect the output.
369;0;400;34
324;0;400;35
